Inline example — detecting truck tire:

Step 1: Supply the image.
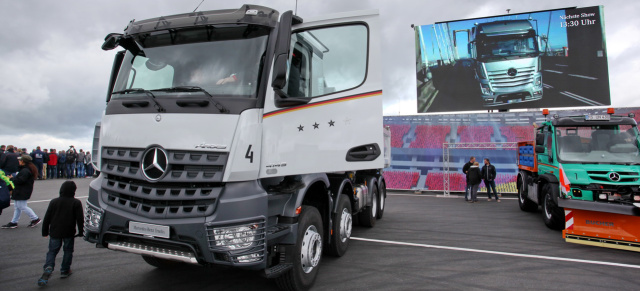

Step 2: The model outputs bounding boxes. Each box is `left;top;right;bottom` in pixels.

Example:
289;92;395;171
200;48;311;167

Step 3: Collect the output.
275;206;323;291
542;184;564;230
359;186;377;227
141;255;182;269
518;174;537;212
327;194;352;257
376;182;386;219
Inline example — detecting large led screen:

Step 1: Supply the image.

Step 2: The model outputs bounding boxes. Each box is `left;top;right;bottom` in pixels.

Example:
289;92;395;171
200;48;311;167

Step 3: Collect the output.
415;6;610;113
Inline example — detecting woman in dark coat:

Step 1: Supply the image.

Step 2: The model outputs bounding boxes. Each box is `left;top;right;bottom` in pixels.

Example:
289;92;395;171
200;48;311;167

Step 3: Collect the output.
2;155;41;228
468;162;482;203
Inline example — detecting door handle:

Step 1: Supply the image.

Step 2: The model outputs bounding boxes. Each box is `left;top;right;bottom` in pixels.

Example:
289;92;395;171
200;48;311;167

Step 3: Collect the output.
346;144;381;162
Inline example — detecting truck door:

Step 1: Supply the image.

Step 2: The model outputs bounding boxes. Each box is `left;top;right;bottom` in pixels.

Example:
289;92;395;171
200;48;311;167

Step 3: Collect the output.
261;10;383;178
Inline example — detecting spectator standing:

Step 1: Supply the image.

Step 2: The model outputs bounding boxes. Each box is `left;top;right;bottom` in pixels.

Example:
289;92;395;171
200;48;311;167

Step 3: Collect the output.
76;150;86;178
462;156;475;201
31;147;45;180
57;150;66;179
1;155;41;229
481;158;500;202
84;151;93;178
468;161;482;203
65;147;77;179
38;181;84;286
42;149;50;180
0;145;5;155
48;149;58;179
0;145;20;175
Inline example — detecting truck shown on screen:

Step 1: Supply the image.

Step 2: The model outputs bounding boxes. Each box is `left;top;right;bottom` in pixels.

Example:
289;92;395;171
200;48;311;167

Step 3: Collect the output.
466;19;543;106
84;5;389;290
517;109;640;252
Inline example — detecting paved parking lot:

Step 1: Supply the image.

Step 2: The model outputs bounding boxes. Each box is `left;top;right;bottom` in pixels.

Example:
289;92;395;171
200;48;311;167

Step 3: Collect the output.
1;179;639;290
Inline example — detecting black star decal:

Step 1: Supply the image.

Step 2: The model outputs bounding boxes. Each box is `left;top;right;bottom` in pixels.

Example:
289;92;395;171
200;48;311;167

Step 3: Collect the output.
313;122;319;129
298;125;304;131
328;120;335;127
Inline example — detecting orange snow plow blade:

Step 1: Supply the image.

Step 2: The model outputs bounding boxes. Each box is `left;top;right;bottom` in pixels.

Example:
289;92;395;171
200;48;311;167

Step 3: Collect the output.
563;208;640;252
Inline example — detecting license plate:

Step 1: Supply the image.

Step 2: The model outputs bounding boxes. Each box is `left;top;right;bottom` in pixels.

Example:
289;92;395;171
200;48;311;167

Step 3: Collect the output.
129;221;170;238
585;114;610;121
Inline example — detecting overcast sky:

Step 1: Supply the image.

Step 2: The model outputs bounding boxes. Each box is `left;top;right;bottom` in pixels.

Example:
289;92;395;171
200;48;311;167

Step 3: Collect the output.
1;0;638;151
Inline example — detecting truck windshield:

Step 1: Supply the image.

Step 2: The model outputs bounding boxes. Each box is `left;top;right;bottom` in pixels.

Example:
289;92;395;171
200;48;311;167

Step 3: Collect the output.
112;25;269;98
477;35;538;62
556;125;640;164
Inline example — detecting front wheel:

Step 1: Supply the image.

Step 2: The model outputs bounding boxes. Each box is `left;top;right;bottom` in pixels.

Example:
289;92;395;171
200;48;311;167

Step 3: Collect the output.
275;206;323;291
542;184;564;230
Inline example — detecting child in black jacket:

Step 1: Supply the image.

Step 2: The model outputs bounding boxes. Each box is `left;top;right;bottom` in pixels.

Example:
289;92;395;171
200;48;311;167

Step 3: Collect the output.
38;181;84;286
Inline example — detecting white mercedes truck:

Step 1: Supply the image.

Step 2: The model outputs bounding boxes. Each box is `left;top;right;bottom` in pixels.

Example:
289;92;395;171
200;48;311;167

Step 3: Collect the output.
84;4;389;291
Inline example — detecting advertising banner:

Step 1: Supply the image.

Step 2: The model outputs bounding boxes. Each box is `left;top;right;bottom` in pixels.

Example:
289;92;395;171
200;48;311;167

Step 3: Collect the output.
415;6;610;113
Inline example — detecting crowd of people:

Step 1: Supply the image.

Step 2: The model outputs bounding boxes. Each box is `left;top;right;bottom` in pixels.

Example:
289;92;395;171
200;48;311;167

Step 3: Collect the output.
0;145;85;286
0;144;95;180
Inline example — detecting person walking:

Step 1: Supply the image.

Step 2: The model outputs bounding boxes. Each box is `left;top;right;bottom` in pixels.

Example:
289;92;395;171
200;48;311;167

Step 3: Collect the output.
481;158;500;202
37;181;84;286
462;156;475;201
1;155;41;228
468;161;482;203
0;169;14;215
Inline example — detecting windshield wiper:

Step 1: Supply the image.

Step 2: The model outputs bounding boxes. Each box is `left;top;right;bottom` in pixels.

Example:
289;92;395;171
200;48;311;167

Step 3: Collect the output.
152;86;229;113
112;88;165;113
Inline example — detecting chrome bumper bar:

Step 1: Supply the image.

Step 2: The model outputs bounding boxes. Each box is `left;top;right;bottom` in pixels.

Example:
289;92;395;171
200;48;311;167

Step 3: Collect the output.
107;241;198;264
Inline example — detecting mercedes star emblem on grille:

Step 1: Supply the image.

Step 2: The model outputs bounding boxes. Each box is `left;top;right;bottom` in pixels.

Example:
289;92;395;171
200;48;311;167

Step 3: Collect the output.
608;172;621;182
142;147;168;181
507;68;518;77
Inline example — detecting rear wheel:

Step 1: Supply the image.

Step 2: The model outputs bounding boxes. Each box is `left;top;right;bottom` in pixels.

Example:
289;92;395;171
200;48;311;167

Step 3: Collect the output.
542;184;564;230
327;194;352;257
275;206;323;291
376;182;386;219
141;255;182;269
359;186;377;227
518;174;537;212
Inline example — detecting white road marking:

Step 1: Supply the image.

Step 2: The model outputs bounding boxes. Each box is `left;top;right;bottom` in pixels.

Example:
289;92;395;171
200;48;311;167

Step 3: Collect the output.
568;74;598;80
351;237;640;270
388;193;517;200
544;70;563;74
555;64;569;67
10;196;88;205
543;83;554;89
560;91;603;106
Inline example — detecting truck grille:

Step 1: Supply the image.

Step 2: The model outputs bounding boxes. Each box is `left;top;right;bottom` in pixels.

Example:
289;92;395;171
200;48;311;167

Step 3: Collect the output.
488;66;536;89
587;171;639;183
101;177;220;219
101;147;228;183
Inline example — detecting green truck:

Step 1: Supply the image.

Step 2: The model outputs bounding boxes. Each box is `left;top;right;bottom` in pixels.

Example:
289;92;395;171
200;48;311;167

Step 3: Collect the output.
517;108;640;251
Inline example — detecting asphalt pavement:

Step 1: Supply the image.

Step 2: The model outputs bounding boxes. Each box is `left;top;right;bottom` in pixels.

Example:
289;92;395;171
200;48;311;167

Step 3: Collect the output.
1;179;639;290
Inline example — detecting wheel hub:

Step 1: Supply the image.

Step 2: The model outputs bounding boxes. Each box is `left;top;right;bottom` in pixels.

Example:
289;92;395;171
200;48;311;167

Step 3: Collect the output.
339;208;352;243
300;225;322;274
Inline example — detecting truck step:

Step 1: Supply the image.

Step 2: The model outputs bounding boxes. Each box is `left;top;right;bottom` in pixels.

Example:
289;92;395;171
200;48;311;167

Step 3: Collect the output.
264;263;293;278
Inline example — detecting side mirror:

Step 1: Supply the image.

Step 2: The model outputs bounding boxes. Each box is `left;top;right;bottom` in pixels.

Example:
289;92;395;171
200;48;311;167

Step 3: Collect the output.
271;11;307;108
535;145;545;154
106;51;125;103
535;133;545;146
102;33;123;51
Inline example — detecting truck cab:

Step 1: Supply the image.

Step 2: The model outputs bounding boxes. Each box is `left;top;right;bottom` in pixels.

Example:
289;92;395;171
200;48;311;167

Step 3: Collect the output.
469;20;543;106
85;5;388;290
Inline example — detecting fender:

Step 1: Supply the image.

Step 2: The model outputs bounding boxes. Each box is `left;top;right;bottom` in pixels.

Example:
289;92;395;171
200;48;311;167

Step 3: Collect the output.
537;174;560;204
281;173;330;217
328;177;354;214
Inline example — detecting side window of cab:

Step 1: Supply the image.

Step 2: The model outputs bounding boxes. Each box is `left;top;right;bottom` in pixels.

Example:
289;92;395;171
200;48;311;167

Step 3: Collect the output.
285;24;368;98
